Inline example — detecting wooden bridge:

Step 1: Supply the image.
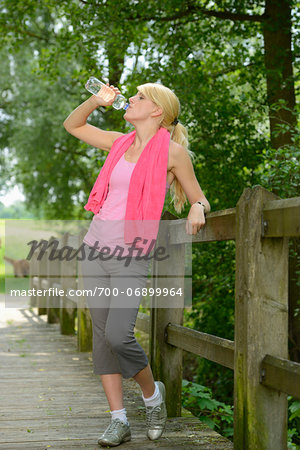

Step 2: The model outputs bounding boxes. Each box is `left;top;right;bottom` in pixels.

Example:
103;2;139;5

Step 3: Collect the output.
1;185;300;449
0;299;232;449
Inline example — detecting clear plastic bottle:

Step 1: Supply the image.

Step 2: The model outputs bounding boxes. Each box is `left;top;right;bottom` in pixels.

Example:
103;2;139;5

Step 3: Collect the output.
85;76;128;110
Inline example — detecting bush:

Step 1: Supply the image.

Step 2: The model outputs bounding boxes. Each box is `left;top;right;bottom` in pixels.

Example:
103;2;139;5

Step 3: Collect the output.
182;379;234;439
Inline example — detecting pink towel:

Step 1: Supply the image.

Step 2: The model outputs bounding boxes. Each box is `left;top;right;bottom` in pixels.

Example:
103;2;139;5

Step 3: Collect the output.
84;127;170;254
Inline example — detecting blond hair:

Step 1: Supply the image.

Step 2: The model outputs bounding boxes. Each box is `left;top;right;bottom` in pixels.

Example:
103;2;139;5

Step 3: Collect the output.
137;82;195;214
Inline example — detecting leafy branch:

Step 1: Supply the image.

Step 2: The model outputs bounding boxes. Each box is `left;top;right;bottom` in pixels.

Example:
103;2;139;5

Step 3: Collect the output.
124;3;266;23
3;24;51;43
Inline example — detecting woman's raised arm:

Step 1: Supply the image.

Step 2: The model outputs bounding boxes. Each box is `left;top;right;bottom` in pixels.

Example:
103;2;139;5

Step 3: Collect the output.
63;85;123;152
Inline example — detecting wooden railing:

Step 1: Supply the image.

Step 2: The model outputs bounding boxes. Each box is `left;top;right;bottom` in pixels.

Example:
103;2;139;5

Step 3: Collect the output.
28;185;300;450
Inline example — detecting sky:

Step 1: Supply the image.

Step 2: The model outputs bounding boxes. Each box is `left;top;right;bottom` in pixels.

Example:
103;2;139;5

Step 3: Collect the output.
0;186;25;207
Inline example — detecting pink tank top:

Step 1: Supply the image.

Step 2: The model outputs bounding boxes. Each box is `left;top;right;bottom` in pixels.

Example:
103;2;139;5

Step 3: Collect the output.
83;154;170;256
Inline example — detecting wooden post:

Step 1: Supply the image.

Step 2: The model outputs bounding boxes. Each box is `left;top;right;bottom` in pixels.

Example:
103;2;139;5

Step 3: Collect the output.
46;237;61;324
36;243;48;315
29;237;50;312
77;229;93;352
234;186;289;450
29;251;39;308
150;213;185;417
60;233;77;335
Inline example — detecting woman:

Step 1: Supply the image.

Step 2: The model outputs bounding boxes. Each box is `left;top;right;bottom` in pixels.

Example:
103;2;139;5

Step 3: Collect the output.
63;82;210;447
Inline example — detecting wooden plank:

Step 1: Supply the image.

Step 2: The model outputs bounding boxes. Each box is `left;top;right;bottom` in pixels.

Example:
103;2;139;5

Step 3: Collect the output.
166;324;234;370
234;186;289;450
169;208;236;245
261;354;300;399
135;312;150;334
263;197;300;237
0;416;233;449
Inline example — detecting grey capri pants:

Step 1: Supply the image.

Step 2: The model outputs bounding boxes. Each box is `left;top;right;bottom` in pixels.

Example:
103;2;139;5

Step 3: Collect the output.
80;243;151;379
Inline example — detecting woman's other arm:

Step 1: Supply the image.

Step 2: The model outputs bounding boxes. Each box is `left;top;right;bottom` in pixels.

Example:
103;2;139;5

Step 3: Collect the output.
170;141;211;235
63;85;123;152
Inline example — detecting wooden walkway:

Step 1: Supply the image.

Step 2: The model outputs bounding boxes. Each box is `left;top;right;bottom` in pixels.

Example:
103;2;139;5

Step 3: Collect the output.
0;298;233;449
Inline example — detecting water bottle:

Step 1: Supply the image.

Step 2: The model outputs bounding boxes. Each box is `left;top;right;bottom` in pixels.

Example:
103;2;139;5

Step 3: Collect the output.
85;76;128;110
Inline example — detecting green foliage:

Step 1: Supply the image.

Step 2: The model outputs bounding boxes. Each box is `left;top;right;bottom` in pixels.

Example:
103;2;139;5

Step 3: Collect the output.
0;202;35;219
288;397;300;447
182;383;300;446
0;0;275;218
257;101;300;199
181;241;235;402
260;144;300;197
182;379;234;439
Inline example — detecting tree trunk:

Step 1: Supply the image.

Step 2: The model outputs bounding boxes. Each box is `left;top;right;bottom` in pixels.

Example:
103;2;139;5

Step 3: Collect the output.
106;34;131;86
262;0;296;149
263;2;299;364
103;39;130;131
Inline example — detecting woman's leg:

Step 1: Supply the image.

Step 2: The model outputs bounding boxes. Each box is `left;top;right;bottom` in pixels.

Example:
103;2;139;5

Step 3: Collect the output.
81;247;131;446
133;363;155;398
102;255;158;397
80;247;124;407
82;248;167;442
100;373;124;411
102;255;167;439
103;255;151;379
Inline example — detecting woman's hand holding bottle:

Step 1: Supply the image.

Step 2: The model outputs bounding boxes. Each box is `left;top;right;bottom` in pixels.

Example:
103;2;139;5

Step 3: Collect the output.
63;78;125;149
85;77;128;110
89;83;121;107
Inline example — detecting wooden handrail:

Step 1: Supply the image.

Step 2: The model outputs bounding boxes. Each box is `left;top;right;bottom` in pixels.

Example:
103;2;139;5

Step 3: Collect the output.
166;323;234;370
135;314;300;398
166;196;300;246
168;208;236;244
263;196;300;237
260;354;300;399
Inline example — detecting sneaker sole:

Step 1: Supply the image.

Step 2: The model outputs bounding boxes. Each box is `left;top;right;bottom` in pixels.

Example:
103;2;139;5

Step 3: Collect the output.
98;435;131;447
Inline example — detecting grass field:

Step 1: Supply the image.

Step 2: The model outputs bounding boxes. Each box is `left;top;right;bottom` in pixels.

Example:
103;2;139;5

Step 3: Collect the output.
0;219;16;294
0;218;89;294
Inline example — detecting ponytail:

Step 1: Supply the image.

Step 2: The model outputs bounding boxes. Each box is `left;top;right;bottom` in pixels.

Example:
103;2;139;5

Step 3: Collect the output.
168;123;195;214
137;82;195;214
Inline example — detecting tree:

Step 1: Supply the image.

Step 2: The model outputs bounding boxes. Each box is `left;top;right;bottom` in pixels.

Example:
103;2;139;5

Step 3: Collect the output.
121;0;298;150
0;1;299;422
